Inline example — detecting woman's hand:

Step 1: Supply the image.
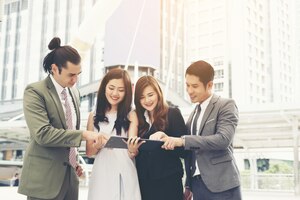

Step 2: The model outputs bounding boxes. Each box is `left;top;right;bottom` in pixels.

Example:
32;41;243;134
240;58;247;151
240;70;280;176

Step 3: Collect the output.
149;131;167;140
126;136;145;158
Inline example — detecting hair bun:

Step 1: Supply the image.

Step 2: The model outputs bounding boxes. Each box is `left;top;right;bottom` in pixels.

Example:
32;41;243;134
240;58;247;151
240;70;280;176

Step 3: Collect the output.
48;37;61;50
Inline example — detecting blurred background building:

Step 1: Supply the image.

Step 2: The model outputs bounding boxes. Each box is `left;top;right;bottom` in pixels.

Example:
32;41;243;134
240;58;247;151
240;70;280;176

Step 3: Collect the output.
0;0;299;105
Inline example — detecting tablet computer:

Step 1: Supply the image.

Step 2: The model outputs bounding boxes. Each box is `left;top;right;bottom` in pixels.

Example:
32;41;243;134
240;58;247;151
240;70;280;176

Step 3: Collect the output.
139;138;164;151
104;136;164;151
104;136;128;149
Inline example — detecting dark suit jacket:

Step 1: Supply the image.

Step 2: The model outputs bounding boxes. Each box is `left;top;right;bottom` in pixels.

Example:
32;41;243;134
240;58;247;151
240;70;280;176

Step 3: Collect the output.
18;76;83;199
184;94;240;193
136;107;188;180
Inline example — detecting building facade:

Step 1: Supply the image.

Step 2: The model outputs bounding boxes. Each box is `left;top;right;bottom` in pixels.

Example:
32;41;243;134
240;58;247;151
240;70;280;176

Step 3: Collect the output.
0;0;299;106
184;0;298;106
0;0;105;102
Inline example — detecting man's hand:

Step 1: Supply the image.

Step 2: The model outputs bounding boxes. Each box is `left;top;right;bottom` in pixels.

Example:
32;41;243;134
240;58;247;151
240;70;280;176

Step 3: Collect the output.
75;164;83;177
183;187;193;200
82;131;99;141
150;131;184;150
161;136;184;150
93;133;110;150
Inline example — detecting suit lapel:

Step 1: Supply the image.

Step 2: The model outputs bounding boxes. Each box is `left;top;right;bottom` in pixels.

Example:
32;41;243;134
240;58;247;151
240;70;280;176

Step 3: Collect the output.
46;76;68;129
198;94;219;135
186;106;197;135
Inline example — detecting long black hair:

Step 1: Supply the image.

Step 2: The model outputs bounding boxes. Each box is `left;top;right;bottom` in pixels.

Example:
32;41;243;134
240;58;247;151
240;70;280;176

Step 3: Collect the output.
94;68;132;135
43;37;81;74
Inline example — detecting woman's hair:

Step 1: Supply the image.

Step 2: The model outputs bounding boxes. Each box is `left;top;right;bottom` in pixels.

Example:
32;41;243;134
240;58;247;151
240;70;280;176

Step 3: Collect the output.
43;37;81;74
134;75;168;137
94;68;132;135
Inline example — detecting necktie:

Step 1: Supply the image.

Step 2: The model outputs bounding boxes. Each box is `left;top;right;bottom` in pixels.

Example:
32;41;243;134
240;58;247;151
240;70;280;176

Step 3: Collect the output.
61;88;77;169
192;104;201;136
191;104;201;175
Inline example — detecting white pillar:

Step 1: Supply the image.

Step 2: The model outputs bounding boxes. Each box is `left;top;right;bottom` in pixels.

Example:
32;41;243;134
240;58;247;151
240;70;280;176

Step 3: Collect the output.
0;0;3;22
164;0;184;98
292;116;300;195
69;0;122;60
250;157;258;190
124;0;146;71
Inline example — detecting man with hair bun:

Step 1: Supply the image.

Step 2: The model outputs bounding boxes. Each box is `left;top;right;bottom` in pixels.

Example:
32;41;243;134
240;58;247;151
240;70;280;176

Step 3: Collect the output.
18;37;106;200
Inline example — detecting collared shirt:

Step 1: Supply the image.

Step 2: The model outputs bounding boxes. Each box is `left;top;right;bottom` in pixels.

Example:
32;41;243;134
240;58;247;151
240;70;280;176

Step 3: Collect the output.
50;75;77;129
144;110;152;127
192;94;213;176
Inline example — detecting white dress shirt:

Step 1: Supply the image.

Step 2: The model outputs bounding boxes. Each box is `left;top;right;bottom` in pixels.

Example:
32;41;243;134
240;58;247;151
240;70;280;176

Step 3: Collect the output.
50;75;77;129
191;94;213;176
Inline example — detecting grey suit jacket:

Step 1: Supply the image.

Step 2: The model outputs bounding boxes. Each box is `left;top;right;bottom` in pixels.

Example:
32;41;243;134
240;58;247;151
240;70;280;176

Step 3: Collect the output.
184;94;240;193
18;76;83;199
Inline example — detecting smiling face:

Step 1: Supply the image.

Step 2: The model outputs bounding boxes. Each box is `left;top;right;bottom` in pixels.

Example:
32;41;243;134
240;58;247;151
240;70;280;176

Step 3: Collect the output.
52;61;82;88
139;85;158;115
105;78;126;110
185;74;212;104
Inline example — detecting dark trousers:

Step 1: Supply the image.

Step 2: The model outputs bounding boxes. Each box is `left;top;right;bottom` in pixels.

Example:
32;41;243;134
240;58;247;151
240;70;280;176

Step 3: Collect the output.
139;174;183;200
27;166;79;200
191;175;242;200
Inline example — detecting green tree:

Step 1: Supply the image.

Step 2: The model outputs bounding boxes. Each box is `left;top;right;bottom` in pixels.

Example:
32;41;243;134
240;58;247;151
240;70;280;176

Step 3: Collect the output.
265;162;293;174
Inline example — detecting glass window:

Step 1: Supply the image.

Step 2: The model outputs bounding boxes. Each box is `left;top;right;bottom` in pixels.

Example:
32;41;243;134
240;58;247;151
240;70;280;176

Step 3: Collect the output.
4;52;9;65
16;33;21;46
11;2;20;13
12;83;17;99
4;4;10;15
14;49;19;63
6;18;11;31
215;69;224;79
214;82;224;92
3;68;8;81
1;85;7;99
22;0;29;10
17;16;22;28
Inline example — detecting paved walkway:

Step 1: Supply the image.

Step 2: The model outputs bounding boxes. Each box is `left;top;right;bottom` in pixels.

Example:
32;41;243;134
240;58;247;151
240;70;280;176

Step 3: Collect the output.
1;186;299;200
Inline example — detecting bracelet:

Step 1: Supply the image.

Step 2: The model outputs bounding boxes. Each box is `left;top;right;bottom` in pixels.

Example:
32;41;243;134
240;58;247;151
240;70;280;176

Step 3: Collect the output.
128;150;139;157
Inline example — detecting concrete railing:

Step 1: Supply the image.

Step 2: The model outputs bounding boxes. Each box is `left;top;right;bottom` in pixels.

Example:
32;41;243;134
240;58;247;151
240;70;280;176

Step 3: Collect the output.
241;173;294;192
